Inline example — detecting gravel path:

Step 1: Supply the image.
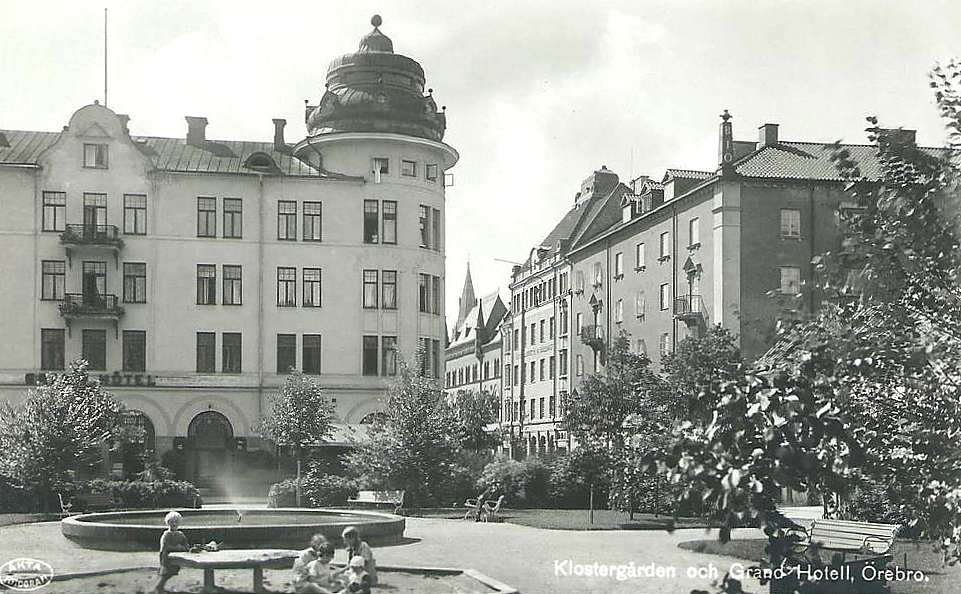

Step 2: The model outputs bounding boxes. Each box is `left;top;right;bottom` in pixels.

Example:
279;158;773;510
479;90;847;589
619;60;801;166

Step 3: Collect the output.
0;518;763;593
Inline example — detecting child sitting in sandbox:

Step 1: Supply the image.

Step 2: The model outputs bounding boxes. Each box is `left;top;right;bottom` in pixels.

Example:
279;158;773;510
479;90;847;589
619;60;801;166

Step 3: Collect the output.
293;534;338;594
341;526;377;586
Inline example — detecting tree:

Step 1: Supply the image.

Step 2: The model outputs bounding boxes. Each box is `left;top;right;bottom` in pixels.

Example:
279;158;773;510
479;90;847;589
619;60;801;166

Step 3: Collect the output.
347;361;462;507
0;360;126;511
661;325;744;424
442;389;501;451
258;371;334;506
666;62;961;593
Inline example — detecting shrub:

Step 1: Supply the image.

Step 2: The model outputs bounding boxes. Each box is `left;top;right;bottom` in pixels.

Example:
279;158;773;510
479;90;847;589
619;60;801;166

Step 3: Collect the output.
267;478;301;508
86;479;202;509
478;456;550;508
304;472;358;507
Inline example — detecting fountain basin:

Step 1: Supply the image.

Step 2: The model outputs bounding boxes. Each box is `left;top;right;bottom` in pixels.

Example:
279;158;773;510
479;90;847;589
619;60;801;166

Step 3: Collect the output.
61;508;405;551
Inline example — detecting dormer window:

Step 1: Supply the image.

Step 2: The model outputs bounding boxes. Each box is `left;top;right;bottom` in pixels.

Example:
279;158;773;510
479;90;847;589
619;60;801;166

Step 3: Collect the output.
83;143;108;169
244;152;279;173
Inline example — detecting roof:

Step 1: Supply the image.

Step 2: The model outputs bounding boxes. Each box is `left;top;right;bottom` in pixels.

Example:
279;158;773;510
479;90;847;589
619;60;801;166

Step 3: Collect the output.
733;141;947;182
0;128;335;178
449;290;507;349
663;168;713;181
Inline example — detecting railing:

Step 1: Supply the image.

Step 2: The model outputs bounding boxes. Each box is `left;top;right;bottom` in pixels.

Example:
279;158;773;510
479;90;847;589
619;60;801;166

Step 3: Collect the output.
579;325;604;350
674;295;706;320
59;293;124;318
60;224;123;247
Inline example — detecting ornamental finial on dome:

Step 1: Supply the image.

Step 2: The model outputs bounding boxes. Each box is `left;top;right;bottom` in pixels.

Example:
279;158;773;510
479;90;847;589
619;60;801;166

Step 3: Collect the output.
359;14;393;53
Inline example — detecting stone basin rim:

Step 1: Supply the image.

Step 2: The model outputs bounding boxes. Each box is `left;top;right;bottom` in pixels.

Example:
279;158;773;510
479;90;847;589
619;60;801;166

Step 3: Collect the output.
62;508;403;529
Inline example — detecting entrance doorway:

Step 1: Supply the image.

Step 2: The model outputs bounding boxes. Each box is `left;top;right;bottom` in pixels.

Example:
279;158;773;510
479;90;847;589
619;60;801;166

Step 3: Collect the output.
186;411;233;489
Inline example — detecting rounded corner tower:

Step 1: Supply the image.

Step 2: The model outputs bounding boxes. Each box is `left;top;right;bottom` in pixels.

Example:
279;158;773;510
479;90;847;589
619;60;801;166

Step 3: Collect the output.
294;15;458;172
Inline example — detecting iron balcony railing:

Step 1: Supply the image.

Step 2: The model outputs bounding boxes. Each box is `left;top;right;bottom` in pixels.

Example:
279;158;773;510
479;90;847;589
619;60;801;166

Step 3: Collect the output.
674;295;706;318
579;325;604;350
60;224;124;248
59;293;124;318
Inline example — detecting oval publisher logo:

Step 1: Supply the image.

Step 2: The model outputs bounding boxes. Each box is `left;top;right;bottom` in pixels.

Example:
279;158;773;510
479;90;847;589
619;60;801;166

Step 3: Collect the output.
0;558;54;591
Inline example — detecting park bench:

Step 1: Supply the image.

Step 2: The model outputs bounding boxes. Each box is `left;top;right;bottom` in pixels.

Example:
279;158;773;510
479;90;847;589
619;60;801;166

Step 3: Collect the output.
168;549;298;593
348;490;405;514
59;491;117;516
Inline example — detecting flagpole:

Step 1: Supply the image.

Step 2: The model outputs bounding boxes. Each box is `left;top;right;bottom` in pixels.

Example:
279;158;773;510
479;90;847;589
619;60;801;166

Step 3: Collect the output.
104;7;108;107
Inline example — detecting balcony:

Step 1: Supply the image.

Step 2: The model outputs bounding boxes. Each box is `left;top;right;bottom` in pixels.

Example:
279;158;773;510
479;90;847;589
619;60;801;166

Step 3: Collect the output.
579;324;605;352
60;224;124;265
674;295;707;328
60;293;125;333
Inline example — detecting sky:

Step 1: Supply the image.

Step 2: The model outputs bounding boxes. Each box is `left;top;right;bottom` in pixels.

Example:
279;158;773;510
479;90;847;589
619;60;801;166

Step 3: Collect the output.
2;0;960;332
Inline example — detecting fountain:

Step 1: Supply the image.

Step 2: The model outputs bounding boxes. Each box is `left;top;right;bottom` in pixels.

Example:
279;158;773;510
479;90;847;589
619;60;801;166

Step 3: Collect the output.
61;508;404;551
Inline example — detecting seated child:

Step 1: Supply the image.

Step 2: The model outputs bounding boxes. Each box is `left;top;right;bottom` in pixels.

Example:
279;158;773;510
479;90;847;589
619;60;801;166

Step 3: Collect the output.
292;533;328;593
343;555;372;594
305;542;345;594
341;526;377;586
155;511;189;594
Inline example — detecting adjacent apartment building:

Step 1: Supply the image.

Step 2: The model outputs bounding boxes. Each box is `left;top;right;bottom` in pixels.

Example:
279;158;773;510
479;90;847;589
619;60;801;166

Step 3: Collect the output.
501;112;925;457
0;16;457;487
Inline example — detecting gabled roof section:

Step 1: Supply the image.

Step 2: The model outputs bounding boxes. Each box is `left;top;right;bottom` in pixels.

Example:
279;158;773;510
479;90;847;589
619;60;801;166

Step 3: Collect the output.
448;291;507;350
569;182;632;250
0;130;61;165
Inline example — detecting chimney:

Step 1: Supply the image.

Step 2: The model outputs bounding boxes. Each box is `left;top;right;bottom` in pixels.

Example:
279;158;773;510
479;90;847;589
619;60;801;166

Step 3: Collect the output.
579;165;619;202
185;116;208;146
272;118;288;153
759;123;779;148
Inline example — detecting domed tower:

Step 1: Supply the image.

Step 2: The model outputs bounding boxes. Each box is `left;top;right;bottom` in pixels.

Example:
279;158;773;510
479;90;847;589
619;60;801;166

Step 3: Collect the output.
293;16;457;383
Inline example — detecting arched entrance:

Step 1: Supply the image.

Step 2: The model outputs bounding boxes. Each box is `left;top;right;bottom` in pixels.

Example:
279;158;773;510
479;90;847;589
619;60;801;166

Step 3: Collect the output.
186;411;233;488
119;411;156;477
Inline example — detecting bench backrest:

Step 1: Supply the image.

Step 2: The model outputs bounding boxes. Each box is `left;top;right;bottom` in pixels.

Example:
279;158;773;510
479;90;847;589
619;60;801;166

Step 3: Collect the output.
355;490;404;503
809;519;900;554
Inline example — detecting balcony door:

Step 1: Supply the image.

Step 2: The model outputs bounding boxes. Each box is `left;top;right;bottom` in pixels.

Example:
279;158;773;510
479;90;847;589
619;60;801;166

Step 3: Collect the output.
82;261;106;306
83;193;107;238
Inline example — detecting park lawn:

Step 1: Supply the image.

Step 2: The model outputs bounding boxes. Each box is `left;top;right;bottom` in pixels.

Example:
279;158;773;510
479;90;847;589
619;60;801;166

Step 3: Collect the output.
0;513;59;527
678;538;958;594
410;507;710;531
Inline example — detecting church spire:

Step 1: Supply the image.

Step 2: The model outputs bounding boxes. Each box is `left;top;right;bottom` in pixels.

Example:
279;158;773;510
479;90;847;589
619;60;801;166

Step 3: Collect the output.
457;262;476;327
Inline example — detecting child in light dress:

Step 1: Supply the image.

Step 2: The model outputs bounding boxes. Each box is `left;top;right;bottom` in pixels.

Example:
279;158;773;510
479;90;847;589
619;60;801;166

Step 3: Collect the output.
155;511;189;594
341;526;377;586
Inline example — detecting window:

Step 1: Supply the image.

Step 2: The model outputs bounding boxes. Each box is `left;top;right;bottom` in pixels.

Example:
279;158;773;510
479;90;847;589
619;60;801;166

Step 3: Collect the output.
514;365;520;386
635;290;646;321
530;323;536;345
83;143;108;168
82;329;107;370
689;217;700;247
575;354;584;376
121;194;147;235
196;332;215;373
277;334;296;373
303;201;321;241
560;307;569;335
781;209;801;238
278;200;297;240
419;205;430;248
42;192;66;232
426;163;438;183
382;270;397;309
303;268;321;307
372;157;389;181
82;261;106;296
549;356;555;379
277;267;296;306
123;331;146;372
123;262;147;303
418;273;440;314
559;350;568;377
659;231;671;260
539;359;545;381
364;200;379;243
659;333;671;358
636;338;647;355
83;193;107;228
223;265;242;305
41;329;65;370
363;270;379;309
615;298;624;323
575;270;585;293
614;252;624;278
432;276;441;314
220;332;241;373
223;198;242;238
382;200;397;244
197;265;216;305
41;260;66;301
592;262;603;287
780;266;801;294
636;242;646;269
539;320;545;342
659;283;670;310
197;197;216;237
530;361;536;383
363;336;378;375
382;336;397;376
432;208;441;252
549;316;555;339
401;159;416;177
513;329;520;349
576;312;583;335
303;334;322;374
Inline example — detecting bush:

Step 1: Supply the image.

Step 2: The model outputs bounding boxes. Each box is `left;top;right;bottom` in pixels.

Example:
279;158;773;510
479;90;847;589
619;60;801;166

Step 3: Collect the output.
304;472;358;507
267;478;301;508
86;479;202;509
478;456;550;507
